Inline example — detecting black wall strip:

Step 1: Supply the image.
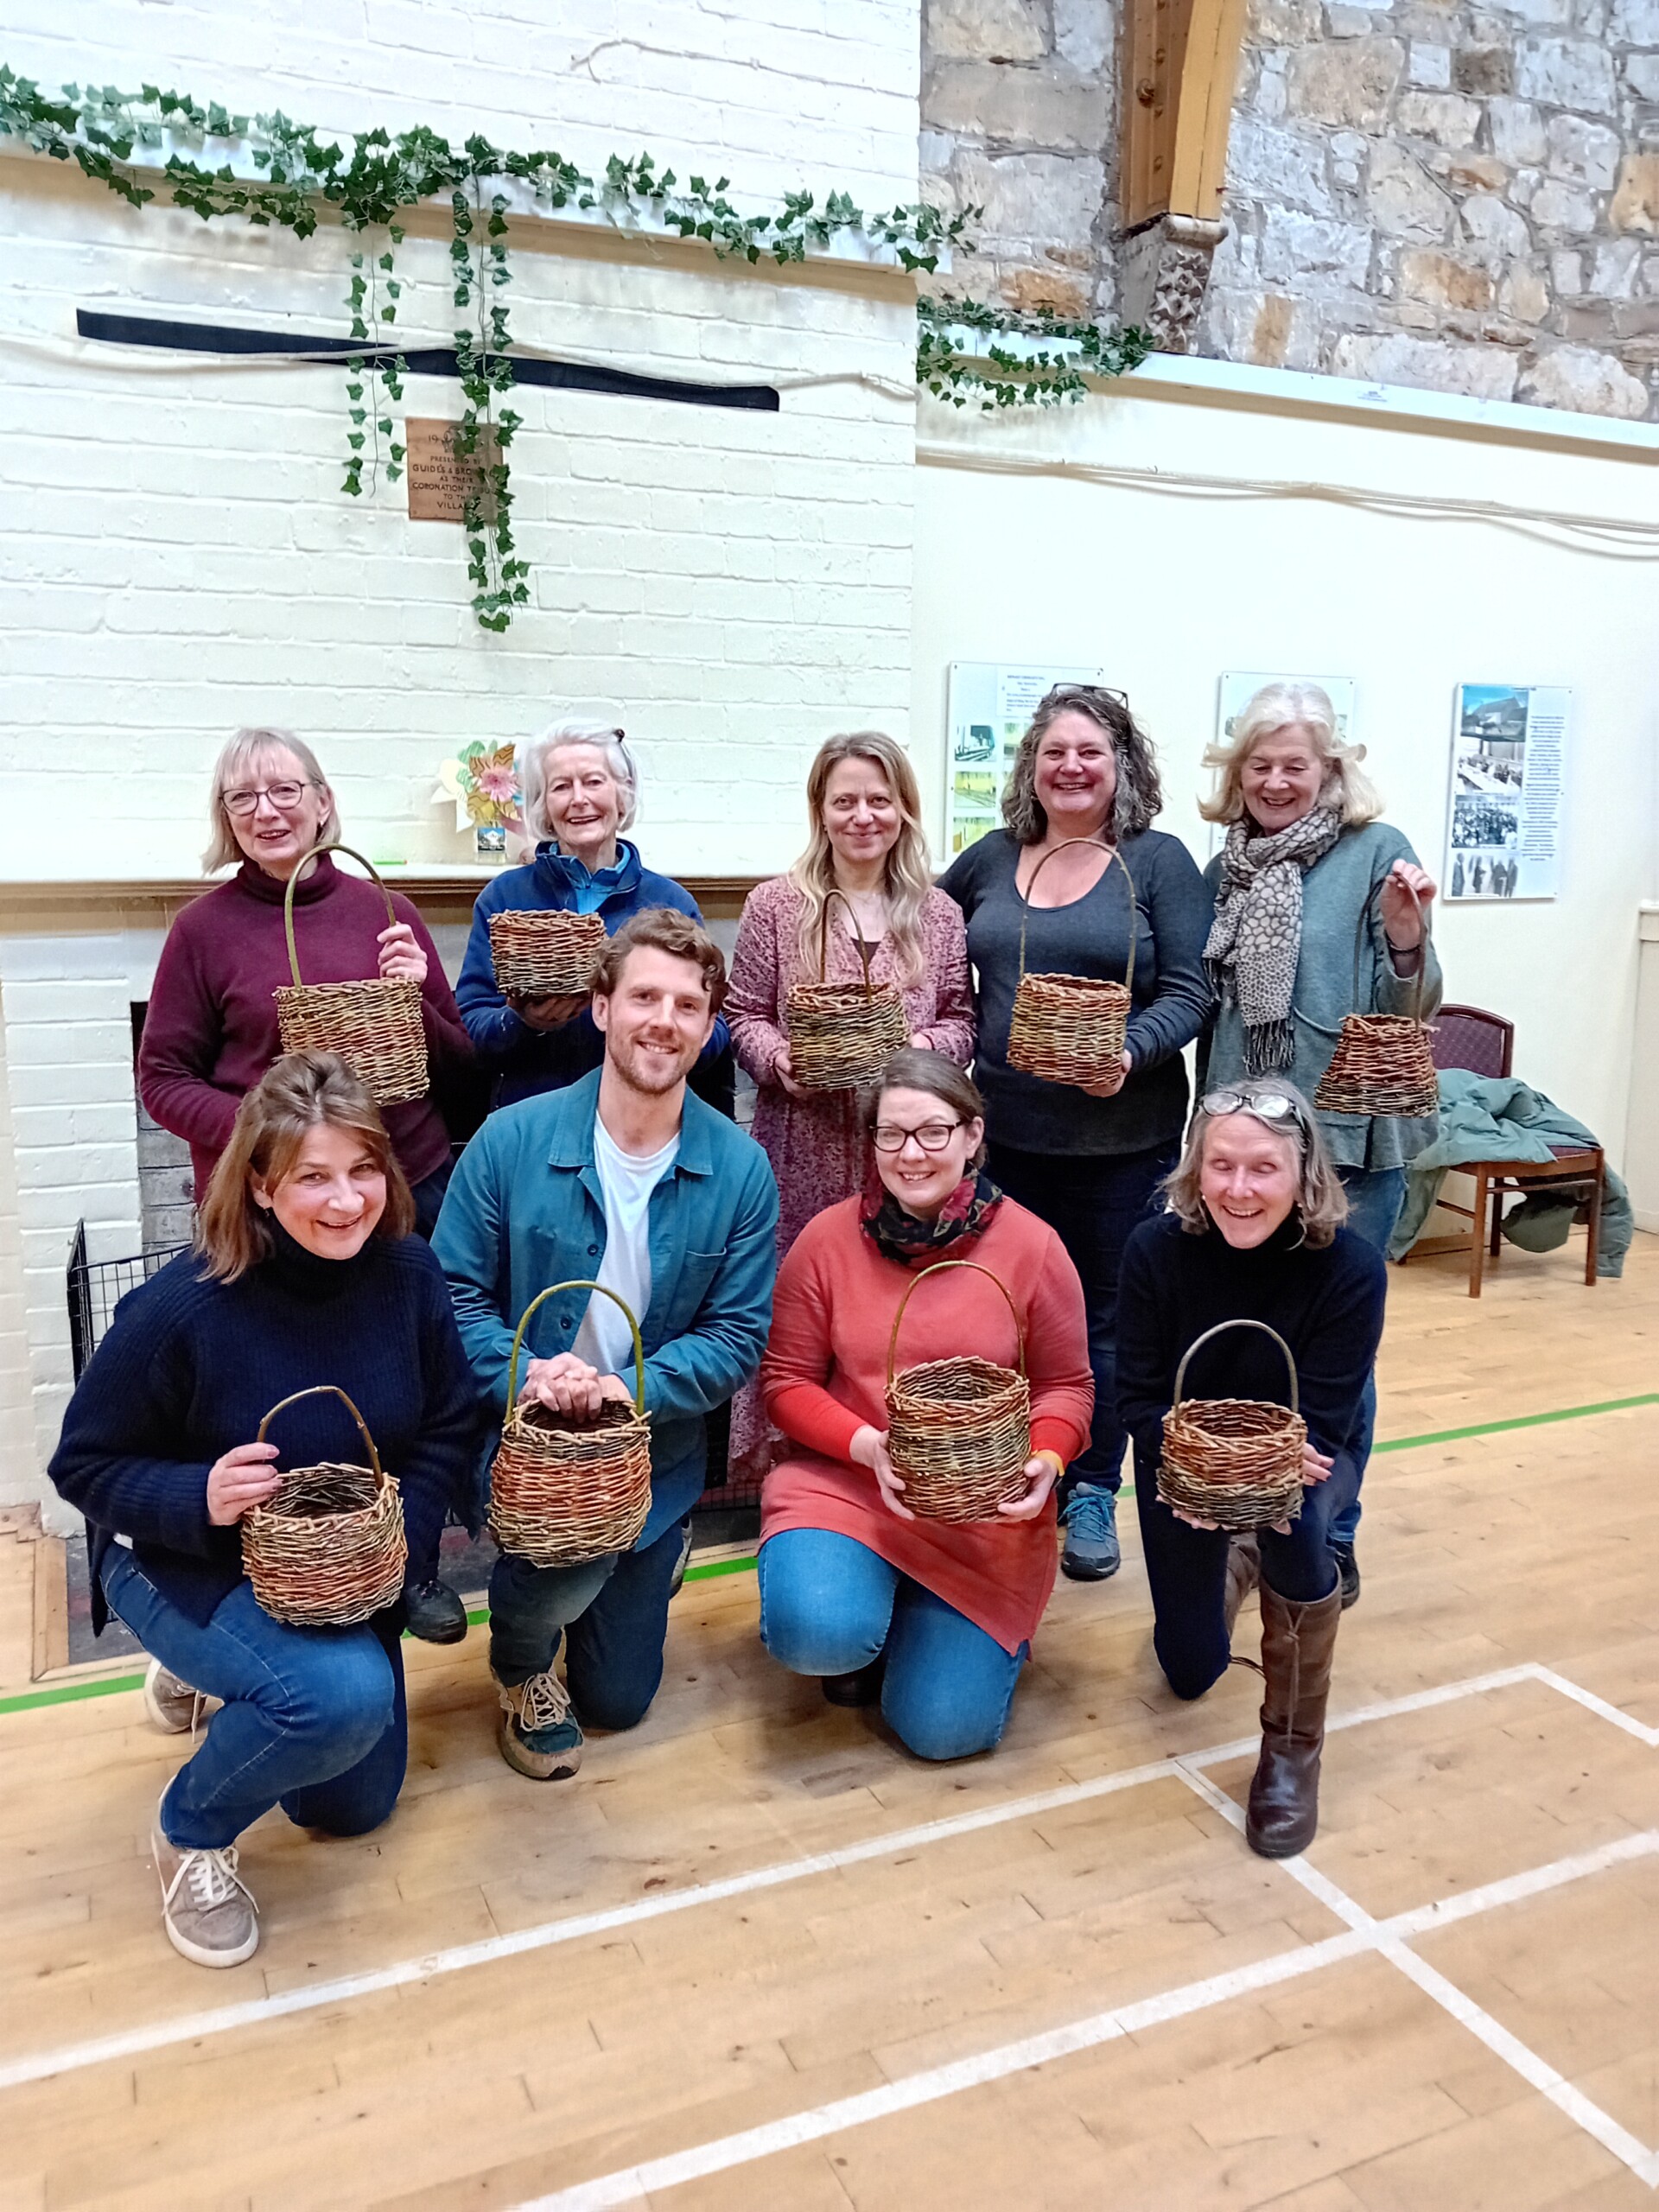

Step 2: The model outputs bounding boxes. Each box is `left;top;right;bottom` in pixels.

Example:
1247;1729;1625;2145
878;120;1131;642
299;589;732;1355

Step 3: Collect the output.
75;309;781;413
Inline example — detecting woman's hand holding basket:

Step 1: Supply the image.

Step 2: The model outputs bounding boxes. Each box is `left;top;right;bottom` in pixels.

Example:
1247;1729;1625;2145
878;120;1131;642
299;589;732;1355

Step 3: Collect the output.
206;1441;283;1526
508;991;589;1032
994;1452;1064;1522
1377;859;1435;951
1168;1437;1334;1534
1075;1050;1133;1101
850;1425;915;1522
520;1354;633;1422
376;921;429;986
770;1046;811;1102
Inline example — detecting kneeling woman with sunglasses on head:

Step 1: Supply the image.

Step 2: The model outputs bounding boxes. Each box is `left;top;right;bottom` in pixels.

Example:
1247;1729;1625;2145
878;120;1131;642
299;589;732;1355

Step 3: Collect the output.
756;1050;1093;1760
1116;1079;1384;1856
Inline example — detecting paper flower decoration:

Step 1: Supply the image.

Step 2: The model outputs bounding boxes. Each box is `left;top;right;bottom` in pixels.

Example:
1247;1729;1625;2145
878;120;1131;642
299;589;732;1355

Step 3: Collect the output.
434;741;526;861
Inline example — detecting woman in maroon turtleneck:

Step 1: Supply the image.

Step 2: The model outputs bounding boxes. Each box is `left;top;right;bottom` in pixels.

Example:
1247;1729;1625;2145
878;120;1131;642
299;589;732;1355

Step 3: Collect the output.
137;728;475;1641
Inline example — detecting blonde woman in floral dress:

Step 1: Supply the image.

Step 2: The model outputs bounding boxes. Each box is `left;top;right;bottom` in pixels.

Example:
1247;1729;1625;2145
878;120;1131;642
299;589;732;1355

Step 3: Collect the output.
726;733;975;1480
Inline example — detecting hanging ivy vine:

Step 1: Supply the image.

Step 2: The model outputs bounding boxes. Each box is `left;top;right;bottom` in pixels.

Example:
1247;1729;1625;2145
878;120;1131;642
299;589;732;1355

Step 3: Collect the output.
0;66;1153;631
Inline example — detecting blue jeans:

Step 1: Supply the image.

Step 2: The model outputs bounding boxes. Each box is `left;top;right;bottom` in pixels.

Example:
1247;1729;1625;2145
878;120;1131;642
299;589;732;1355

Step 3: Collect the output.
489;1514;688;1730
1133;1445;1358;1700
988;1138;1179;1497
757;1529;1026;1762
1331;1165;1406;1548
101;1549;404;1852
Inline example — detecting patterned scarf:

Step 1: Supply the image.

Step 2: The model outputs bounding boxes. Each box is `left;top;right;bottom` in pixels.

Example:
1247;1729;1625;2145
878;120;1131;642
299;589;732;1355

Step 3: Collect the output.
859;1166;1004;1268
1204;805;1344;1073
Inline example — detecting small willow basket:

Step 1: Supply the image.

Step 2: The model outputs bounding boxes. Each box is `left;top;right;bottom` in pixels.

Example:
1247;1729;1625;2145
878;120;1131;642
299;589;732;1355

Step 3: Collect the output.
785;887;909;1091
1007;841;1137;1090
1314;888;1438;1121
885;1259;1032;1522
242;1387;407;1627
272;842;429;1104
1155;1319;1307;1534
488;1281;653;1568
489;908;607;999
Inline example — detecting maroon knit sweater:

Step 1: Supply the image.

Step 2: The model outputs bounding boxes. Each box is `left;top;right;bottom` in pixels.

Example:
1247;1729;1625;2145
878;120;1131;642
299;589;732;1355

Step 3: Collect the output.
138;857;472;1199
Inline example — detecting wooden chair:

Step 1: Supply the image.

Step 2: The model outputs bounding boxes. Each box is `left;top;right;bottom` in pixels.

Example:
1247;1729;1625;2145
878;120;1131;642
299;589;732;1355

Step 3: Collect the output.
1414;1004;1604;1298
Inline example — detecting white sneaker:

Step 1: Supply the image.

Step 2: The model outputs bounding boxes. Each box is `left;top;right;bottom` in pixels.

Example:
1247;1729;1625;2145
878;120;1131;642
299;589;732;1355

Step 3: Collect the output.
152;1796;259;1968
143;1657;207;1736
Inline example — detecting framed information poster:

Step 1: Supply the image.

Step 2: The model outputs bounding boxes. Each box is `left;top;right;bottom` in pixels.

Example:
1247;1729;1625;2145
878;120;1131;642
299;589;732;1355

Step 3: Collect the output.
945;662;1103;858
1445;684;1568;901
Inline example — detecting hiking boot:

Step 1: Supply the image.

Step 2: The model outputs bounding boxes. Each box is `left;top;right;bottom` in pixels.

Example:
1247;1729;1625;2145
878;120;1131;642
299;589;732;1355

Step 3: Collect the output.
494;1667;584;1782
143;1658;207;1736
1060;1482;1121;1581
151;1796;259;1967
404;1578;469;1645
1332;1542;1361;1611
668;1519;696;1600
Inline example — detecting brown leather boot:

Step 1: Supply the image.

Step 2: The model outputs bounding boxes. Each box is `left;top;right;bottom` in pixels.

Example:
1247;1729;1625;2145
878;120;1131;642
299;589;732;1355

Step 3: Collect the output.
1223;1533;1261;1639
1246;1581;1341;1859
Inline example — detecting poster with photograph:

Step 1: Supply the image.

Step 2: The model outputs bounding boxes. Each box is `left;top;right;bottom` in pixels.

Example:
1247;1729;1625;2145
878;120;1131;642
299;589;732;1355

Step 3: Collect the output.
945;661;1104;858
1445;684;1568;901
1208;673;1359;857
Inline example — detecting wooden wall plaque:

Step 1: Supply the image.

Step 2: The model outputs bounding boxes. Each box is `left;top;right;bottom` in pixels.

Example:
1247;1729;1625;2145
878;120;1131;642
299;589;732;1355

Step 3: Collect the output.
405;417;501;522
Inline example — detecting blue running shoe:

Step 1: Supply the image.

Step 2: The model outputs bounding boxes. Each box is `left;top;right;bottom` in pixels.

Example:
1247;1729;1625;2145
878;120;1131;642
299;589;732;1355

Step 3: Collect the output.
1061;1481;1121;1582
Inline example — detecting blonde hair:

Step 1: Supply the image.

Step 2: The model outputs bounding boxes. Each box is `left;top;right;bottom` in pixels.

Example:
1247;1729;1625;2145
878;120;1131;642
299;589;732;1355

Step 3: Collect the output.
521;720;639;843
790;733;933;988
1199;683;1382;829
203;728;338;872
1162;1077;1349;1249
195;1053;414;1282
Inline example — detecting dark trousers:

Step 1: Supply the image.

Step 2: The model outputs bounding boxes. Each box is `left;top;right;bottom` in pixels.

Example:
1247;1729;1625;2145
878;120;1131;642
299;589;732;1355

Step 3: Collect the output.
488;1515;690;1730
988;1137;1179;1496
410;1155;454;1243
1132;1448;1357;1702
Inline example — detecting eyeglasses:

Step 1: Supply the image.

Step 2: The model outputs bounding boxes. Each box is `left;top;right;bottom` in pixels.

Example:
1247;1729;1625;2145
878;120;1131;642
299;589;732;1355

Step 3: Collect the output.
1200;1089;1309;1129
223;780;312;817
871;1118;963;1154
1044;683;1128;706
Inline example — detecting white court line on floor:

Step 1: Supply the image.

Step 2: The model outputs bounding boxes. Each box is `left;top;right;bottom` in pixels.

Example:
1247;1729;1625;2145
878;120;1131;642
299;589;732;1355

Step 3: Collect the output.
0;1662;1643;2106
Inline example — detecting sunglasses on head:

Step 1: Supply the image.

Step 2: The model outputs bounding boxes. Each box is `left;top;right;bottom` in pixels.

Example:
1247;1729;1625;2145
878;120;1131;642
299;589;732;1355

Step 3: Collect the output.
1199;1089;1310;1131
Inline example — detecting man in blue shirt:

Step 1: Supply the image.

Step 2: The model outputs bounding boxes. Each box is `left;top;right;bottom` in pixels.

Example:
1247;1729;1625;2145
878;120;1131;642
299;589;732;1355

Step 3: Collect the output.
435;909;778;1781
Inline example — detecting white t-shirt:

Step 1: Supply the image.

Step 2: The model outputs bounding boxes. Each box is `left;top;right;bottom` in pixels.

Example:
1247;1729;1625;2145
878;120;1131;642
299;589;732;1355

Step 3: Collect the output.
570;1114;680;1382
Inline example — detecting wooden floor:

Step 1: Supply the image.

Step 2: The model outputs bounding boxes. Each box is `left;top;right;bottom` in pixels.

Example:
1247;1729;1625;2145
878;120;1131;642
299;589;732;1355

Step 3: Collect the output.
1;1230;1656;2211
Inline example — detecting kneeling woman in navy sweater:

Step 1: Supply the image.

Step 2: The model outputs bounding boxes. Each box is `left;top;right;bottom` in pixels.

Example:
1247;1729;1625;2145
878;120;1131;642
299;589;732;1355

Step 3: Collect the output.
1116;1077;1384;1858
50;1053;479;1970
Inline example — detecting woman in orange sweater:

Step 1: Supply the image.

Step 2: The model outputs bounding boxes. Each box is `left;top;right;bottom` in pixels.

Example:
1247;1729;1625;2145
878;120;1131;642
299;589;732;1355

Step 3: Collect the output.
759;1050;1093;1759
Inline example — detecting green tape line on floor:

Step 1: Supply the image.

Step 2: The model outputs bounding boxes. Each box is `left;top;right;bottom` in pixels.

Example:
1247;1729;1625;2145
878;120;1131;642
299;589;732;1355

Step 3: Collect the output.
7;1389;1656;1719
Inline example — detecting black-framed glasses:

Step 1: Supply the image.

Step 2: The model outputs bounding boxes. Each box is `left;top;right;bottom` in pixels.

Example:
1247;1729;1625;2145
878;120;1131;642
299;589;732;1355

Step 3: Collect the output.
224;780;313;817
1043;683;1128;707
1200;1088;1310;1130
871;1118;963;1154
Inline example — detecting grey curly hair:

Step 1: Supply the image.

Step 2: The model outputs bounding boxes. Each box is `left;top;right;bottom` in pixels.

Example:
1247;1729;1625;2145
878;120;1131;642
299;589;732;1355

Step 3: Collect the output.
1001;684;1165;844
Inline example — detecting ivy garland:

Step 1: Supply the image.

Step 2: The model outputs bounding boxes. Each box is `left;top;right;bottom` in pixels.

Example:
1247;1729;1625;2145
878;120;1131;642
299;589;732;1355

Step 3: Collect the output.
0;66;1151;632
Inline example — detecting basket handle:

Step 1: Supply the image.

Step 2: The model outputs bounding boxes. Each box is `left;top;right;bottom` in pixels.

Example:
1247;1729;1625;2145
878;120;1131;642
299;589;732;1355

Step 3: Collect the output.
282;842;399;988
884;1258;1027;1392
504;1279;648;1426
1352;876;1432;1022
817;887;878;1001
1015;840;1138;1001
256;1385;385;1481
1172;1319;1300;1419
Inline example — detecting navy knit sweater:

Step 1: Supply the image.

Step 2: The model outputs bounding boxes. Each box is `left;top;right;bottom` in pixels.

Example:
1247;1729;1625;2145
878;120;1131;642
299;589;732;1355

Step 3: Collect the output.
1115;1211;1386;1491
50;1224;482;1634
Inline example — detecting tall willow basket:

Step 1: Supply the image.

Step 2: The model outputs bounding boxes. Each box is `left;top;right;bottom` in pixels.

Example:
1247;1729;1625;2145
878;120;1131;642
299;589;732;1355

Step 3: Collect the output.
1313;889;1438;1121
272;842;429;1103
488;1281;654;1568
1006;840;1137;1090
1155;1319;1307;1534
488;908;607;999
242;1386;407;1627
784;887;909;1091
884;1259;1032;1522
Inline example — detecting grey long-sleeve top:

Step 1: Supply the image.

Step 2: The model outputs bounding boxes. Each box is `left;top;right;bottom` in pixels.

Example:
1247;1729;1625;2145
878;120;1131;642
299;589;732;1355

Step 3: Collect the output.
939;826;1215;1158
1199;819;1443;1172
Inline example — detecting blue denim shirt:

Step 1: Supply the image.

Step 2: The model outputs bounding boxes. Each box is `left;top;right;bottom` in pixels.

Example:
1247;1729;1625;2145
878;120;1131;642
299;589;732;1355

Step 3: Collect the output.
456;840;730;1107
433;1070;779;1546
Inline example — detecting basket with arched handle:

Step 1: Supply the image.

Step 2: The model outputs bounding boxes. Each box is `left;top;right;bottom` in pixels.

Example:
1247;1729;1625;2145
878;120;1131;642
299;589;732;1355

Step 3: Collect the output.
784;887;909;1091
1155;1319;1308;1532
883;1259;1033;1522
241;1386;407;1626
1006;841;1137;1090
272;842;429;1103
488;907;608;1000
1313;884;1438;1121
487;1281;654;1567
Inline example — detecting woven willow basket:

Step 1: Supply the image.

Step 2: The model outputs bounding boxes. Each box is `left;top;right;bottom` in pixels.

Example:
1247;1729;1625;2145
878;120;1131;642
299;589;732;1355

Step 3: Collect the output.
1314;889;1438;1121
489;908;607;1000
1006;841;1136;1090
242;1387;407;1627
885;1259;1032;1522
1155;1319;1307;1534
488;1281;653;1568
272;842;429;1104
785;888;909;1091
